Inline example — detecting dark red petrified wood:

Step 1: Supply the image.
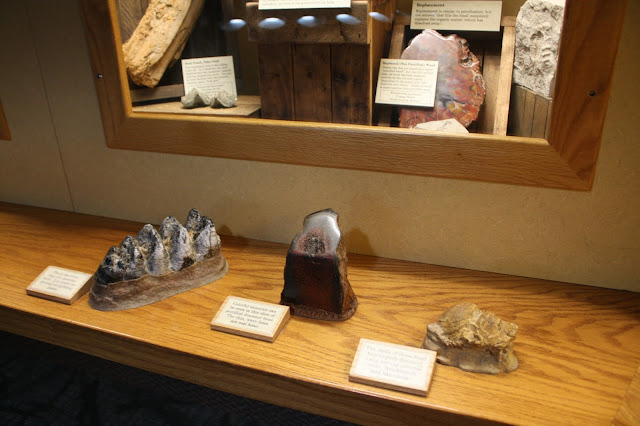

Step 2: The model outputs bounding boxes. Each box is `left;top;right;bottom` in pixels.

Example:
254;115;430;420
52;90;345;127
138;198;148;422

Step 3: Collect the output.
280;209;357;321
399;29;485;128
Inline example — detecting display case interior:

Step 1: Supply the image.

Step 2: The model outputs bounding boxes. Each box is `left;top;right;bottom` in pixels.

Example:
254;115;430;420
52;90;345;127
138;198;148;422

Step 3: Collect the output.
81;0;626;190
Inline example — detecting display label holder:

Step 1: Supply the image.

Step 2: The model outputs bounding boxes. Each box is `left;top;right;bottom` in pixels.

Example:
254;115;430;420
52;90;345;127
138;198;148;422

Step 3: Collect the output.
411;0;503;32
26;266;93;305
211;296;290;342
349;338;437;396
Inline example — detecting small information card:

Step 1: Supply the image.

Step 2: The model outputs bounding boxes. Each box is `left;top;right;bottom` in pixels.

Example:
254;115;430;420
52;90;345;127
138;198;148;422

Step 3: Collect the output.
181;56;237;99
211;296;290;343
26;266;93;305
259;0;350;10
411;0;503;32
375;59;438;107
349;338;437;396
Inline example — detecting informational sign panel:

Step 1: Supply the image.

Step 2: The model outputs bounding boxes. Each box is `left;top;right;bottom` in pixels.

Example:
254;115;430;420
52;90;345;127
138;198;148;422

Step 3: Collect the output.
349;338;437;396
259;0;351;10
411;1;502;32
376;59;438;107
26;266;93;304
181;56;237;98
211;296;290;342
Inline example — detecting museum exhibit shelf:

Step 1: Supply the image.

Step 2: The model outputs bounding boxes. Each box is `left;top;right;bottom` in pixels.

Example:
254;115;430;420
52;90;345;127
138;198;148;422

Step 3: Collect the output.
1;202;639;425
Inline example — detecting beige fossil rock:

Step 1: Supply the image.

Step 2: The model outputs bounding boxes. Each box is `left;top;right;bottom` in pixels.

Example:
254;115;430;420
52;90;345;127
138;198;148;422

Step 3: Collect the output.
422;302;519;374
122;0;205;88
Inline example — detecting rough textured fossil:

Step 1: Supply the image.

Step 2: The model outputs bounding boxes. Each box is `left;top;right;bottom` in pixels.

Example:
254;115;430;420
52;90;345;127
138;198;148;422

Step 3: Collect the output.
122;0;205;87
422;302;518;374
513;0;565;98
280;209;357;320
181;88;212;109
399;30;485;128
90;209;228;311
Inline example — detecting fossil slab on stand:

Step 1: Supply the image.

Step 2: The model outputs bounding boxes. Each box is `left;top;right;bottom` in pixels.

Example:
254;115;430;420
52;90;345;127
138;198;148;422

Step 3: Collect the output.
399;30;486;128
280;209;357;321
423;302;519;374
90;209;228;311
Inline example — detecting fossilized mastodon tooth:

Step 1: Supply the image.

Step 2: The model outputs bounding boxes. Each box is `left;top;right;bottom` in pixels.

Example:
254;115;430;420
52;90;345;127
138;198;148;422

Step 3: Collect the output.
422;302;519;374
90;209;228;311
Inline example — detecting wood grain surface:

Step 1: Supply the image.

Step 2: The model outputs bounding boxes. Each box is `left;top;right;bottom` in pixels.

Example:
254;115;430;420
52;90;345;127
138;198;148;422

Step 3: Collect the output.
1;202;639;424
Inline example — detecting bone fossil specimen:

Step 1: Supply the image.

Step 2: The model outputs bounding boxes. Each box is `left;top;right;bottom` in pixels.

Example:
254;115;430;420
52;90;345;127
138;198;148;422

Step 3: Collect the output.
122;0;205;87
90;209;227;311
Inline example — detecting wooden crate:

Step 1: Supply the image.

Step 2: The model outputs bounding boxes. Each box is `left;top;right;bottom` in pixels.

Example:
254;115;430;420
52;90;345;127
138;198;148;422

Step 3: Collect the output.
246;1;395;125
508;85;552;139
381;15;516;135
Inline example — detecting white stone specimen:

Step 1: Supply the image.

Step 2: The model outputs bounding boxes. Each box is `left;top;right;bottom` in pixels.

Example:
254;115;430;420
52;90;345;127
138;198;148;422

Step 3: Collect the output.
415;119;469;134
513;0;566;98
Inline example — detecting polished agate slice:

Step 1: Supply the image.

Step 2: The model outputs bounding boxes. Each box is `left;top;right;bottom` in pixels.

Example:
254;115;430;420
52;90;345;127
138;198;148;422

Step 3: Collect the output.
399;30;485;128
90;209;228;311
423;302;518;374
280;209;357;321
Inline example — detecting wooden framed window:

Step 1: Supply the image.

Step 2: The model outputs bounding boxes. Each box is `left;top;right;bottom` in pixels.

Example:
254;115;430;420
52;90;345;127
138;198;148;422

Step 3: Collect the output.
79;0;626;190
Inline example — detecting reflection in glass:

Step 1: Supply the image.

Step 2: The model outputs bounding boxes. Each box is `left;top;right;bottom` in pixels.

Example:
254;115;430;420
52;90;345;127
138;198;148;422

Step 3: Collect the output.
335;14;360;25
258;17;286;30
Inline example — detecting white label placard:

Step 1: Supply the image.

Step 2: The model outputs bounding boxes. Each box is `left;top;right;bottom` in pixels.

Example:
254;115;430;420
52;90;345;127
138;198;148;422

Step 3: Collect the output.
211;296;290;342
411;1;503;32
26;266;93;304
375;59;438;107
349;338;437;396
181;56;237;98
259;0;350;10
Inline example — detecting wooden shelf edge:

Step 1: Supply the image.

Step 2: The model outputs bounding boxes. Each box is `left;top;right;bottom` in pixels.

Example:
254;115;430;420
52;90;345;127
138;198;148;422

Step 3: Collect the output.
0;306;498;425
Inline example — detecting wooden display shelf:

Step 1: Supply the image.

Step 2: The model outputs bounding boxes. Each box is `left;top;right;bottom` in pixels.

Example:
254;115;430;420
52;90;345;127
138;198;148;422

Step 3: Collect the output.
1;202;639;425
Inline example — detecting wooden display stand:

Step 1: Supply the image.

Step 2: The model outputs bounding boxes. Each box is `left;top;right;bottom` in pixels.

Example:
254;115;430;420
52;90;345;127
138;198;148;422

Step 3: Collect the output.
508;85;552;139
383;15;516;135
246;1;395;125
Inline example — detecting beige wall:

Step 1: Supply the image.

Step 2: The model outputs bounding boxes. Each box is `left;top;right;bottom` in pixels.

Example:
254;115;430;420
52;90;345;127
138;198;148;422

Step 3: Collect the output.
1;0;638;292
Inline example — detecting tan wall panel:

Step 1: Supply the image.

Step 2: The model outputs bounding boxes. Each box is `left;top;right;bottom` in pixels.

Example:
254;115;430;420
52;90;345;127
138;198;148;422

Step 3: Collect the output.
3;0;638;292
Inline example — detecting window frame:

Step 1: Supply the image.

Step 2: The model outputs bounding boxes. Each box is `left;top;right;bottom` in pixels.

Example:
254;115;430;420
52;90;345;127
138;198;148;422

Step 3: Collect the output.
79;0;627;190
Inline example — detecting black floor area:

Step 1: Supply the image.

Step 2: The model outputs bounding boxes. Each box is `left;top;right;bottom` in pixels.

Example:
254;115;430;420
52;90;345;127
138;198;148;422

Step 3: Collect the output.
1;331;354;425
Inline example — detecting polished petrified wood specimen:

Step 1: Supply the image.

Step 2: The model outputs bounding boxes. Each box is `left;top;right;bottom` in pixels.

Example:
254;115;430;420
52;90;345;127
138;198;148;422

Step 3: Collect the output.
280;209;357;320
422;302;518;374
122;0;205;87
90;209;228;311
399;30;485;128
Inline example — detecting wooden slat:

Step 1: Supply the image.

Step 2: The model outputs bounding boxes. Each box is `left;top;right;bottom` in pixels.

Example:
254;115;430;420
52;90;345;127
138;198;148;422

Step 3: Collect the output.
492;23;516;135
0;98;11;141
332;44;371;125
246;1;369;45
117;0;148;43
257;43;294;120
293;44;332;123
531;94;550;139
1;202;640;425
475;43;501;135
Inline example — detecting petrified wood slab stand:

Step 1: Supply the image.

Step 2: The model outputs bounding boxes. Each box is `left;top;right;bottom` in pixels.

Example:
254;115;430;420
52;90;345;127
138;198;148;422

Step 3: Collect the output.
383;15;516;134
1;202;639;425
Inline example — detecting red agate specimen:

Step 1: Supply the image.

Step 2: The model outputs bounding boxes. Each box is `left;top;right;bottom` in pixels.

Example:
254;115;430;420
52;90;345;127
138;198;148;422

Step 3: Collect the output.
280;209;357;321
399;30;485;128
